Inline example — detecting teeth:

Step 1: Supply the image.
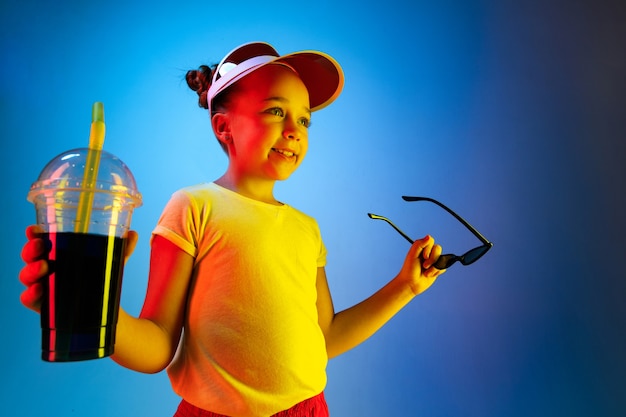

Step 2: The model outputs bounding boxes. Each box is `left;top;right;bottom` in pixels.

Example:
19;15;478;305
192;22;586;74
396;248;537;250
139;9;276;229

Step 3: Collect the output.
274;149;295;157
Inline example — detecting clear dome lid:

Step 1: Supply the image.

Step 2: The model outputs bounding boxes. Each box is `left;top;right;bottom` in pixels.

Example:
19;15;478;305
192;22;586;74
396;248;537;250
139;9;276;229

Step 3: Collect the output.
27;147;142;208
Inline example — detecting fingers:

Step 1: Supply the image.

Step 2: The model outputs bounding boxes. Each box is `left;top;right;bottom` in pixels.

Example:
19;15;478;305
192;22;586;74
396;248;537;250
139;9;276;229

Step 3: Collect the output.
412;235;446;277
22;225;48;262
20;284;43;313
410;234;433;258
410;235;436;262
21;237;46;263
20;225;48;313
20;225;49;284
19;258;49;285
25;224;44;240
423;242;442;270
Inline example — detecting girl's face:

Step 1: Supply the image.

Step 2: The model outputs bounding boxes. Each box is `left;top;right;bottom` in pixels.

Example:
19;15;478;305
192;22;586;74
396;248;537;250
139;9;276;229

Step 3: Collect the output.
219;64;311;182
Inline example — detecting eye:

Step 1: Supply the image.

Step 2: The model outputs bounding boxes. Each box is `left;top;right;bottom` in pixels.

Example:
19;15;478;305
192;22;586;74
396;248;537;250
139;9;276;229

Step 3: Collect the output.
298;117;311;128
265;107;284;117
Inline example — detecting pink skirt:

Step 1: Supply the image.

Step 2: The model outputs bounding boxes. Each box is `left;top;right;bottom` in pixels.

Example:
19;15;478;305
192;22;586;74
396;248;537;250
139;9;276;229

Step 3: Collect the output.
173;392;329;417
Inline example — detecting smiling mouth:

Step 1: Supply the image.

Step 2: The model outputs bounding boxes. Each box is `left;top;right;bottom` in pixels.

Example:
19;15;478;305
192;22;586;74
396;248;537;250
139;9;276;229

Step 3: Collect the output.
272;148;297;158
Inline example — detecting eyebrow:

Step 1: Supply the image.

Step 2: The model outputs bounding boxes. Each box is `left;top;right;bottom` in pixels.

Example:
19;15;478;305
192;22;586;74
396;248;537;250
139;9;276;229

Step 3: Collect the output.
263;96;311;115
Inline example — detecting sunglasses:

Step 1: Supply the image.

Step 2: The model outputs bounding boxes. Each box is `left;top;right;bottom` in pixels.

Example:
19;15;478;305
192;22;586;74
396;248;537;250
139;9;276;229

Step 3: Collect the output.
368;196;493;269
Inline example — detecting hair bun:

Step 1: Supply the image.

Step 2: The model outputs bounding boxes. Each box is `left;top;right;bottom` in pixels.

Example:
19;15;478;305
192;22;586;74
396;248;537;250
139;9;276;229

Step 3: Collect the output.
186;65;215;109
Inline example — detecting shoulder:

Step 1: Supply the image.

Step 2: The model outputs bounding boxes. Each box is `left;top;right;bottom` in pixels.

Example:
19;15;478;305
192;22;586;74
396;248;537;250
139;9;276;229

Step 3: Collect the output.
284;204;323;235
167;183;222;205
286;204;317;223
175;182;219;198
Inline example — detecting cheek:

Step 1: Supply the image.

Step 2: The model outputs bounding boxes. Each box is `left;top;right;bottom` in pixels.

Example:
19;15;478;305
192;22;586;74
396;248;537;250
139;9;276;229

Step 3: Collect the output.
298;141;309;162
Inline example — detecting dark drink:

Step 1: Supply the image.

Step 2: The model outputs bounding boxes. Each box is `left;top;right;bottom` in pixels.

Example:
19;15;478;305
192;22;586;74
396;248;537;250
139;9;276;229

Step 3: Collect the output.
41;232;127;362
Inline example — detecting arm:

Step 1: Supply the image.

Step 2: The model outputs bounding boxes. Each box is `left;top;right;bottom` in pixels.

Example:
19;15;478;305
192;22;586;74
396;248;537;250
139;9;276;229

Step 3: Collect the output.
111;235;194;374
317;235;444;359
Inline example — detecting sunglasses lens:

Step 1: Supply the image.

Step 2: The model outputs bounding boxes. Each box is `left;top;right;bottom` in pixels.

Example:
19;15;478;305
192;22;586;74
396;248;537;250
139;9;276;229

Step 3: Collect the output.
460;245;490;265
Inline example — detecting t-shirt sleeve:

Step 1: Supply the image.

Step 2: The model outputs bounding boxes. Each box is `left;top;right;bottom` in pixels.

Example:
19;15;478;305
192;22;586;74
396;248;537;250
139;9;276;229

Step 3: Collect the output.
152;190;199;257
316;225;327;268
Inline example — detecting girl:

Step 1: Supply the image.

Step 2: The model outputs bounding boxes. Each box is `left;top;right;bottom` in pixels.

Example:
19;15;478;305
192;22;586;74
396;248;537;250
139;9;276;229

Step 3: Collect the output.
19;41;445;417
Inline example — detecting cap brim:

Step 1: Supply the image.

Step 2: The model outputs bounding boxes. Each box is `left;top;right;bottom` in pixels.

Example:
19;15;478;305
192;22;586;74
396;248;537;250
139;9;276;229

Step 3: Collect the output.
276;51;344;112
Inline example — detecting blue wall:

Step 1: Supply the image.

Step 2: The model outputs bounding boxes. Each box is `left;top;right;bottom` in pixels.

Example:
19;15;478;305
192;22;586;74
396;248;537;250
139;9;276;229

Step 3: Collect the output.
2;1;624;415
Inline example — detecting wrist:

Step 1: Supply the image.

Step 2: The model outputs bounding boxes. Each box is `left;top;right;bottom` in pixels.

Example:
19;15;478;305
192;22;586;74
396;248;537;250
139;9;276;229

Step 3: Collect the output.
392;272;421;299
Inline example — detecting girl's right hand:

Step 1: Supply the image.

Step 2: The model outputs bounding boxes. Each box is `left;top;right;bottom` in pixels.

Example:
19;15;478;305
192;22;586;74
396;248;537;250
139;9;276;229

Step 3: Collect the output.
19;225;48;313
18;225;139;313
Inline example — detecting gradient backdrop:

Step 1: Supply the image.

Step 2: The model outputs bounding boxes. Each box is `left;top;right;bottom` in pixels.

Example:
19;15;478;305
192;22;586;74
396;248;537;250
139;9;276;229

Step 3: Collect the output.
2;1;625;416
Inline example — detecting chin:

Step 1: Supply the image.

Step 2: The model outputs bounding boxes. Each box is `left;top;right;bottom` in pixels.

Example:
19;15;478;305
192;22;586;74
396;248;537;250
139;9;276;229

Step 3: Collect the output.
270;165;300;181
275;172;295;181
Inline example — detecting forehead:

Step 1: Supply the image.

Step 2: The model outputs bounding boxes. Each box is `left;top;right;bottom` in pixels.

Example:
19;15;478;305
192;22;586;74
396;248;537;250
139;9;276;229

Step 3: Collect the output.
234;64;310;101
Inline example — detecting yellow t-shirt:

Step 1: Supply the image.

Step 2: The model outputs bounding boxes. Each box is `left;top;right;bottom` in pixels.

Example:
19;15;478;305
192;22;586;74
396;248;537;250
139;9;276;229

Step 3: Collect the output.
153;182;328;417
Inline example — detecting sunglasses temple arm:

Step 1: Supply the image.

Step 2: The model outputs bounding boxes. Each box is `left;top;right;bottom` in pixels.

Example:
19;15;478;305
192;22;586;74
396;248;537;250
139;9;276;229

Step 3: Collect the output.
402;196;491;245
368;213;415;245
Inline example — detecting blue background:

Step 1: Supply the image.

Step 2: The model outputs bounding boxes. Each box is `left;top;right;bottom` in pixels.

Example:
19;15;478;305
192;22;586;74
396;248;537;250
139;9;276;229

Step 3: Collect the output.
2;0;625;416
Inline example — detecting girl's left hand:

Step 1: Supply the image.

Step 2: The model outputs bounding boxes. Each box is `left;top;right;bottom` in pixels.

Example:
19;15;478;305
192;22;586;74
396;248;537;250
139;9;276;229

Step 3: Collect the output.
398;235;445;295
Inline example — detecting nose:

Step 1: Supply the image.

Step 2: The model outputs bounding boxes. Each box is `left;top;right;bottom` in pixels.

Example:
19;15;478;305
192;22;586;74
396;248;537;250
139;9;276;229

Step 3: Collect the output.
283;118;301;141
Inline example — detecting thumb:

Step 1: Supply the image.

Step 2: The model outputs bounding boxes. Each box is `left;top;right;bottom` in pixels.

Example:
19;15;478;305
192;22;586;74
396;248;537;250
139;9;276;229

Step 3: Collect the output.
124;231;138;263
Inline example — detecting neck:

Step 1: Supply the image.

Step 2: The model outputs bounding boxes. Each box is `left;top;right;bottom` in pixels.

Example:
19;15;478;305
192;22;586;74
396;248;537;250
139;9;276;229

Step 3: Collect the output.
215;173;282;205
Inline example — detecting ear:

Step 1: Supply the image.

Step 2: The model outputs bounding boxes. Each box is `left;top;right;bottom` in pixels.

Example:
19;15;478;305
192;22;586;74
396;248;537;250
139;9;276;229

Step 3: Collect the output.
211;112;232;146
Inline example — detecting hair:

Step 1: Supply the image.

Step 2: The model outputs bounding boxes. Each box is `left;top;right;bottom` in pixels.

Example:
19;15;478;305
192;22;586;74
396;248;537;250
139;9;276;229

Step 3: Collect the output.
186;64;236;153
185;64;216;110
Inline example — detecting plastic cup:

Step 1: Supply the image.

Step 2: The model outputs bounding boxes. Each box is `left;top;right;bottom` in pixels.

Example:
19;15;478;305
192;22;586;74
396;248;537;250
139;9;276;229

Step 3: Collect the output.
27;148;142;362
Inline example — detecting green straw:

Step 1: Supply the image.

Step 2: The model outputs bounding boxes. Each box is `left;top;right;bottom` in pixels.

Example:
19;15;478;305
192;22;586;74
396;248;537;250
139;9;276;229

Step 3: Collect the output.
74;102;105;233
